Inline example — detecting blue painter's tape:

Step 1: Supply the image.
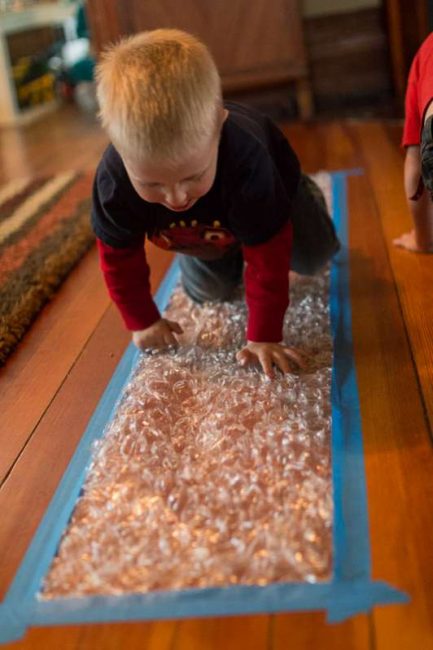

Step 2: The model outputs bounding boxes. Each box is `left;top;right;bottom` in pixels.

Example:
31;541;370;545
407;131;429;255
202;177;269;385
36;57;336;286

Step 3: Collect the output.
328;171;408;617
0;172;408;644
0;604;26;644
330;171;372;582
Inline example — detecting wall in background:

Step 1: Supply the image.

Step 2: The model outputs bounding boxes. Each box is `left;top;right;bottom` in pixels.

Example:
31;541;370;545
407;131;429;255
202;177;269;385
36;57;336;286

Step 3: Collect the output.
303;0;379;17
303;5;394;115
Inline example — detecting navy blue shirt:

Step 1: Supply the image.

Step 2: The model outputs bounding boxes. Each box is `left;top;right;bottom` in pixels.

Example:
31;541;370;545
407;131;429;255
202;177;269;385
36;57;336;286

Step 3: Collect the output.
91;102;301;254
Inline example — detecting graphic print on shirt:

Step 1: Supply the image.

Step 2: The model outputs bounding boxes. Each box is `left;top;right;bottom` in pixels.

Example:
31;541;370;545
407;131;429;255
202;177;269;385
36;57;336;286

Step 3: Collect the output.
149;219;237;258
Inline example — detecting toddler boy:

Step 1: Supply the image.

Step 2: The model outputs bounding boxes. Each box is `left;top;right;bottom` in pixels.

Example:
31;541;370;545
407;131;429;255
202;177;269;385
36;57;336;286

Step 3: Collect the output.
92;29;339;377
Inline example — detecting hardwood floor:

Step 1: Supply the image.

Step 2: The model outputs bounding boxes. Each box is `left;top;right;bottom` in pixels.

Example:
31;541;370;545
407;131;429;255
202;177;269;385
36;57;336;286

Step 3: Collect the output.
1;106;432;649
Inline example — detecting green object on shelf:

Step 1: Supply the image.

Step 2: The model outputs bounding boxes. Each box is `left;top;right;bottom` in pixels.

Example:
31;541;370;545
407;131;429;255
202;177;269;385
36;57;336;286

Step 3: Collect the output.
68;56;95;83
12;56;56;108
76;3;89;39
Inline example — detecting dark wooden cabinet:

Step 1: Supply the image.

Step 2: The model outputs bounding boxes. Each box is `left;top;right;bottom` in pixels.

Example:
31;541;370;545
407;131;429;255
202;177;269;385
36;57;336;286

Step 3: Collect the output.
385;0;430;106
86;0;313;118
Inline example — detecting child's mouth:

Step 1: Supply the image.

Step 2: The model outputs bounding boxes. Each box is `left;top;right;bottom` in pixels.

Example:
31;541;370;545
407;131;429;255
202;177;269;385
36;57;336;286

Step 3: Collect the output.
166;199;195;211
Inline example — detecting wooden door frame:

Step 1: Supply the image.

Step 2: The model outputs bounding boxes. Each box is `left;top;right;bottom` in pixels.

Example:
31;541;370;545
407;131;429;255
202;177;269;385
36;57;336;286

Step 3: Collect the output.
384;0;430;105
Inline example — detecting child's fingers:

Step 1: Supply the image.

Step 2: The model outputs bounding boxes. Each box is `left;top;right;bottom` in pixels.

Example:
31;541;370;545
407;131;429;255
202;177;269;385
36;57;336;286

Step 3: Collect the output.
167;319;184;334
236;348;254;365
237;345;307;377
257;351;274;379
282;346;308;369
163;330;179;347
272;350;291;374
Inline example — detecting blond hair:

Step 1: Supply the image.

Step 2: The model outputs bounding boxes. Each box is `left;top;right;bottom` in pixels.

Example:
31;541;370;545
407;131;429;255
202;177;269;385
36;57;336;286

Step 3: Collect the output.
96;29;222;163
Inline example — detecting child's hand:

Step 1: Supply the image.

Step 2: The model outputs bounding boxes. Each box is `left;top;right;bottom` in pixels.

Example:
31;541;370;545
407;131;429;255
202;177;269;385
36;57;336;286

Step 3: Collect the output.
393;229;433;253
236;341;307;379
132;318;183;351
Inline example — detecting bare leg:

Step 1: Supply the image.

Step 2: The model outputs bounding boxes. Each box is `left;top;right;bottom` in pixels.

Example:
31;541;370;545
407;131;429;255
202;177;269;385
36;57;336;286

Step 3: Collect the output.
425;101;433;121
404;146;433;250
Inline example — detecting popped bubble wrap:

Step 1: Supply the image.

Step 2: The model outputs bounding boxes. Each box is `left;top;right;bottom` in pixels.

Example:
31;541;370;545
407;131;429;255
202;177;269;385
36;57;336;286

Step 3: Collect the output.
40;174;334;599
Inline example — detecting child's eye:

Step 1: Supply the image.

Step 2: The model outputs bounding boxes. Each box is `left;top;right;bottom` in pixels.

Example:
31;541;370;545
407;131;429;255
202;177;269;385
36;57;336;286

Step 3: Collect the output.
187;172;205;183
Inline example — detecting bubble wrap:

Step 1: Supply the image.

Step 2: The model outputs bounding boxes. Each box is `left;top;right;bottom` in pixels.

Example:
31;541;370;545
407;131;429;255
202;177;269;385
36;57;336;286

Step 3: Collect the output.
40;174;334;599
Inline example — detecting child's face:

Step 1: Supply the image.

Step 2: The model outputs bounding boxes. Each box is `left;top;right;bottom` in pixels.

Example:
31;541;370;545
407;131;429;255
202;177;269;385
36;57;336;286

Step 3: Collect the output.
124;111;227;212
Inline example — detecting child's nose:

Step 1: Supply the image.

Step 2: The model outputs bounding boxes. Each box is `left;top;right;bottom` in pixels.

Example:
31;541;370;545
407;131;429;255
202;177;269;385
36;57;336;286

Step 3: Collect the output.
165;184;188;208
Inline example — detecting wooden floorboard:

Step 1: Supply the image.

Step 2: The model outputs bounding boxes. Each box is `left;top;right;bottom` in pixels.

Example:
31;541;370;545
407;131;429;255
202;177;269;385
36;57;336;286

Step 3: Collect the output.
271;611;372;649
0;106;107;181
173;616;270;650
0;247;110;485
349;122;433;436
0;303;129;598
283;120;363;173
0;106;431;648
348;172;433;649
346;130;433;650
1;620;178;650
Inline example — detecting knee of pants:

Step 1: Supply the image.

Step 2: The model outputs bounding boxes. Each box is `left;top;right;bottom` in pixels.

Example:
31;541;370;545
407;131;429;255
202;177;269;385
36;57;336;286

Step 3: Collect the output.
291;238;341;276
181;275;241;303
179;252;243;303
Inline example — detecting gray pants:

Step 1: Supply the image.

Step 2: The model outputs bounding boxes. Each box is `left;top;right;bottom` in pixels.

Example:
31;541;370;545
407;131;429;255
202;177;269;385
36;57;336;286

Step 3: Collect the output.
179;174;340;303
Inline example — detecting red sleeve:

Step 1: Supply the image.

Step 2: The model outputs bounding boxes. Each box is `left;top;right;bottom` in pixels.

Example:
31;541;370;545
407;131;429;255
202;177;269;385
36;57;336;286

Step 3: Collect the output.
403;34;433;146
242;220;292;342
96;238;161;331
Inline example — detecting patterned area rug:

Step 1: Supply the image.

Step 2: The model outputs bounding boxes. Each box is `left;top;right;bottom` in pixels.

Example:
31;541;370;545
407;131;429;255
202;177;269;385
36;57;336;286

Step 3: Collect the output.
0;172;95;365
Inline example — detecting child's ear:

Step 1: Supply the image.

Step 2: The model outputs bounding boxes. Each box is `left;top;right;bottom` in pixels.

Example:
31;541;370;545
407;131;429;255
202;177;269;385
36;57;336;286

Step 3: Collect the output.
222;108;229;124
